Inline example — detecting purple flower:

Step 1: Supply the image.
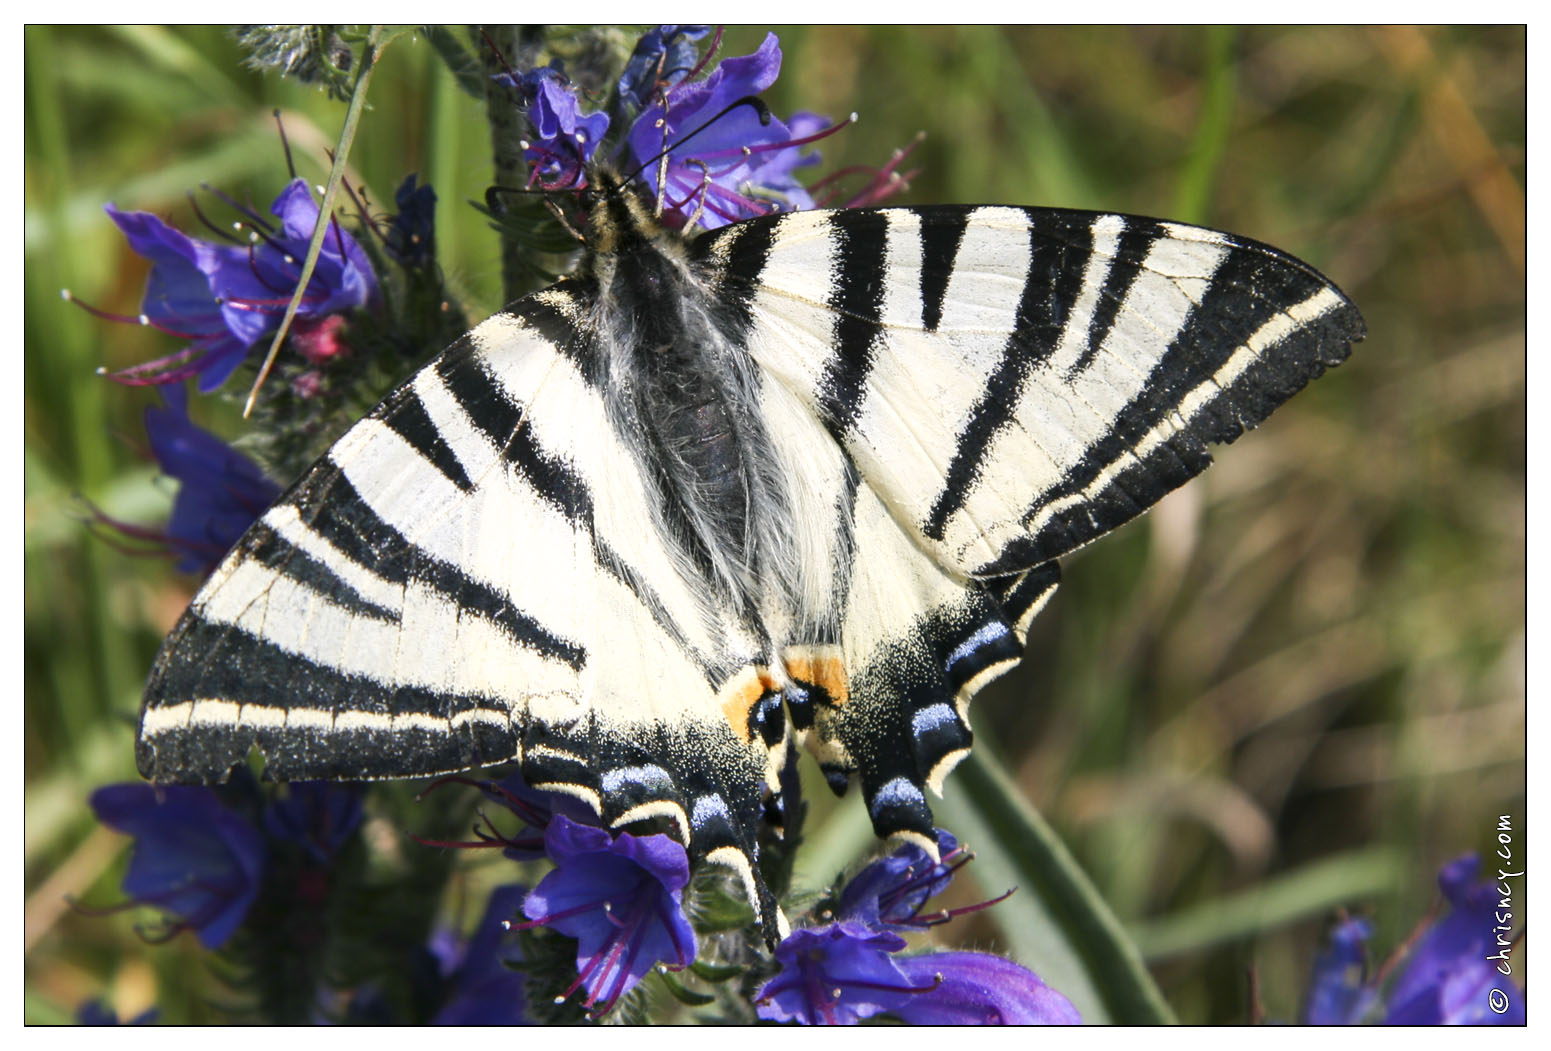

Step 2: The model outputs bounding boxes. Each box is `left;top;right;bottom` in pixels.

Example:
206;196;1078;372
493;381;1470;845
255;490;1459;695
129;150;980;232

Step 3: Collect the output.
1303;853;1524;1025
430;884;530;1025
384;173;437;268
419;768;599;862
499;67;611;191
1384;854;1524;1025
891;952;1083;1025
758;830;1079;1025
1305;917;1380;1025
261;782;363;865
97;177;376;390
757;923;917;1025
617;25;711;110
88;784;267;950
75;1000;158;1025
265;180;377;315
518;815;696;1015
625;33;832;230
756;923;1078;1026
139;385;280;575
835;828;966;930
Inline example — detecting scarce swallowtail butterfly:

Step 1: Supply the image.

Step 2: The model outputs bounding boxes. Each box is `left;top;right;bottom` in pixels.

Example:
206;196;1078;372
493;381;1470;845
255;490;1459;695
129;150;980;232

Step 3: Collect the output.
136;165;1364;937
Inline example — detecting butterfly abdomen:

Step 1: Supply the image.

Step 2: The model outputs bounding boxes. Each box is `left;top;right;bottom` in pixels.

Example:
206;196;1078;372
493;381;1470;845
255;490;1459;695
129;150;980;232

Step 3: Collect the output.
594;214;806;640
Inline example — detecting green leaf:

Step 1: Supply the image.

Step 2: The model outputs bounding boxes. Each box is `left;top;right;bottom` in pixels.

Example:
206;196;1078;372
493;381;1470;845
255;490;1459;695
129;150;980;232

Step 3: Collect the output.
687;958;744;983
1172;26;1238;225
657;968;716;1007
1132;846;1407;961
934;748;1175;1024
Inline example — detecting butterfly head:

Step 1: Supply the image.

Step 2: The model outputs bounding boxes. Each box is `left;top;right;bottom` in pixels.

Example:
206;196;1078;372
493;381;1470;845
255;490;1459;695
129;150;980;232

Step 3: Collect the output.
575;166;679;258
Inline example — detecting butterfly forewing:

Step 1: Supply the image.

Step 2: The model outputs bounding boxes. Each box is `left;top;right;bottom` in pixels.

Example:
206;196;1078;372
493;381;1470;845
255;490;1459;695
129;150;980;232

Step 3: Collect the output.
708;205;1364;577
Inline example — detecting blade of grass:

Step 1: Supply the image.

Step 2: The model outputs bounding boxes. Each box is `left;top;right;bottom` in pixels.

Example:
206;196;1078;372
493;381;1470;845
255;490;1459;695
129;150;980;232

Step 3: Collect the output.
426;42;465;281
935;748;1175;1024
1133;846;1407;960
25;25;139;761
1172;26;1237;226
106;24;248;107
25;120;289;252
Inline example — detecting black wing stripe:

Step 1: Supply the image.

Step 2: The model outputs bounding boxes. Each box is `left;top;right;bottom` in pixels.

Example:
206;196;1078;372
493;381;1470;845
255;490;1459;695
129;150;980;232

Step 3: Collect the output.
918;209;970;332
436;345;593;523
592;535;721;682
242;520;399;623
982;251;1361;572
291;471;585;670
521;280;601;375
381;383;476;492
986;561;1062;640
147;617;521;780
434;345;519;455
819;209;891;437
700;211;779;338
922;210;1096;541
1069;219;1165;377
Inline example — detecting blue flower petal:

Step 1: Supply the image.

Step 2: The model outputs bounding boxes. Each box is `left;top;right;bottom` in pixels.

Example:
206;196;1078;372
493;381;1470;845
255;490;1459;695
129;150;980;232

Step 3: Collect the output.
522;815;695;1012
756;923;913;1025
500;68;610;189
1305;916;1378;1024
626;33;824;229
268;179;379;316
891;951;1082;1025
101;179;377;390
836;828;958;928
76;999;158;1025
432;884;531;1025
386;174;437;266
617;25;711;110
90;783;266;949
1384;854;1523;1025
142;393;280;574
261;782;363;864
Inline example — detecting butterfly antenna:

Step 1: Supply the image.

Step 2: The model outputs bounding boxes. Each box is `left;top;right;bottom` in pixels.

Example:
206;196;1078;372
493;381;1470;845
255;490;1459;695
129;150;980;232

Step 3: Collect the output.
622;95;773;190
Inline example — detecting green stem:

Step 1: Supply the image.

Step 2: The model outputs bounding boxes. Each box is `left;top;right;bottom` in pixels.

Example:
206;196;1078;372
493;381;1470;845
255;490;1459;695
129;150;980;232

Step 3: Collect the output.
479;25;537;307
937;748;1176;1024
1172;26;1238;225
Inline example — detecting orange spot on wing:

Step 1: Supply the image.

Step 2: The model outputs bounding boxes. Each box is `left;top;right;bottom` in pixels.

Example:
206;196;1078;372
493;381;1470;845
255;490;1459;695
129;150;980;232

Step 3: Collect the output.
784;648;849;707
718;665;780;744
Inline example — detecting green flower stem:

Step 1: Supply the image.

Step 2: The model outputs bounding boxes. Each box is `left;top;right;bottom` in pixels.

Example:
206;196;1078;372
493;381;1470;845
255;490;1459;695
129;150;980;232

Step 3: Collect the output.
479;25;538;307
936;748;1176;1024
1172;26;1238;225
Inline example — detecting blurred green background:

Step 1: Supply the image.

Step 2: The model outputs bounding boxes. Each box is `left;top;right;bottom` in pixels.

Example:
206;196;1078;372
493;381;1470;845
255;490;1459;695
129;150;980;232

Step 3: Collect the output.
24;26;1525;1024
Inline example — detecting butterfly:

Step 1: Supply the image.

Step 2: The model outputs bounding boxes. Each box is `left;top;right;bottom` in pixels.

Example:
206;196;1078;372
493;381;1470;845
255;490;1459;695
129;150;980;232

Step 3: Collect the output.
136;167;1364;935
